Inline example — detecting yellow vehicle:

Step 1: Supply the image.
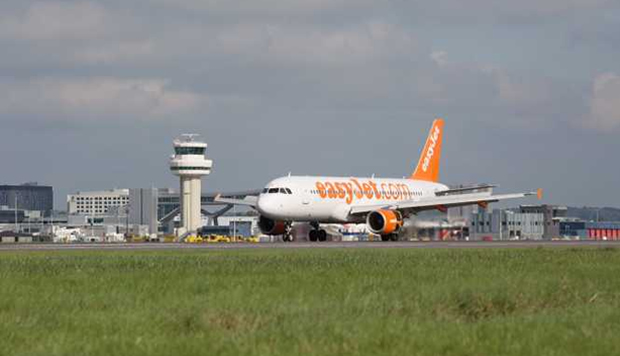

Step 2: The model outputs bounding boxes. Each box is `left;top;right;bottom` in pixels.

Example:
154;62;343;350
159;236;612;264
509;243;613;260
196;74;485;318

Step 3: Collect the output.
191;234;234;243
185;235;206;243
162;235;176;243
215;235;231;243
205;235;219;243
245;236;259;243
131;235;147;243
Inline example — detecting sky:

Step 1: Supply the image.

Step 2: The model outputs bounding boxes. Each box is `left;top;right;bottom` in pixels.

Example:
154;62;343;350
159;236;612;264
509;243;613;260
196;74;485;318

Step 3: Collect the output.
0;0;619;210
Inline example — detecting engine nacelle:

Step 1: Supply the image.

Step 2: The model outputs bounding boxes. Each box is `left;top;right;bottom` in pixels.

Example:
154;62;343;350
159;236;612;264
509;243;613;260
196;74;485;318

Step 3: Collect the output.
258;216;287;235
366;210;403;235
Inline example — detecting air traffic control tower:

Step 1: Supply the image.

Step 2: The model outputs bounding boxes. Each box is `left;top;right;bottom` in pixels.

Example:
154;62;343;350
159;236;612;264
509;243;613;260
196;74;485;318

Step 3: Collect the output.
170;134;213;236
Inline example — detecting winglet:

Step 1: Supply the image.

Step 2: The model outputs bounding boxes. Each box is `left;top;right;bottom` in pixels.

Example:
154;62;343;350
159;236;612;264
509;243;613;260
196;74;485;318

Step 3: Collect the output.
537;188;543;200
410;118;444;182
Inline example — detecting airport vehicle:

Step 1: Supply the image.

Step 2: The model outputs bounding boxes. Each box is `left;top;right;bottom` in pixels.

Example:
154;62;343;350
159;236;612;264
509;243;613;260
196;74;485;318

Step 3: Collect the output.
217;118;541;242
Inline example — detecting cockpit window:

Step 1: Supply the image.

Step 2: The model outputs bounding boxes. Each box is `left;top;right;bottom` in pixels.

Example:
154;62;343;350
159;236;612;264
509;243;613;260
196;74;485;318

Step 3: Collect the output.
265;187;292;194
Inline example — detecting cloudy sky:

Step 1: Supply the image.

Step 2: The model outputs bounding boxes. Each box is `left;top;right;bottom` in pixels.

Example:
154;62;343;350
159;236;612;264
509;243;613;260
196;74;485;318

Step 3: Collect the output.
1;0;619;209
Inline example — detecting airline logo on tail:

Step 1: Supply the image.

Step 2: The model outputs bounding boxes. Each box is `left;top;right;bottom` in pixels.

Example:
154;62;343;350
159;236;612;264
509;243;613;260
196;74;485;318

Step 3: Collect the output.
411;118;444;182
422;125;441;172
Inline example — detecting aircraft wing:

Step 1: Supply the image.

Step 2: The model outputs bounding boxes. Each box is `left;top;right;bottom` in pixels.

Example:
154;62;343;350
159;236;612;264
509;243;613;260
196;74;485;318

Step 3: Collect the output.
214;194;258;207
204;189;262;198
434;184;496;196
349;190;540;215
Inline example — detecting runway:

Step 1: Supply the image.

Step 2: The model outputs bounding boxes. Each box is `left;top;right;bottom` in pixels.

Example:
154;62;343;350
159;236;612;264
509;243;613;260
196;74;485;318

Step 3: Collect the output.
0;240;619;251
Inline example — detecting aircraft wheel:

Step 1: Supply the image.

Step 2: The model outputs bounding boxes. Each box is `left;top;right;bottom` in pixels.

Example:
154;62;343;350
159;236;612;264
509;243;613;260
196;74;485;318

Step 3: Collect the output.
381;235;391;242
390;234;399;242
309;230;318;242
318;230;328;242
283;223;294;242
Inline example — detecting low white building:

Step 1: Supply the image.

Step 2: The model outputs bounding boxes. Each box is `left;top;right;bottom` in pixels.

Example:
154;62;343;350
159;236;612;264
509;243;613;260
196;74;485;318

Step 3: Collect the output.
67;189;129;215
214;215;259;234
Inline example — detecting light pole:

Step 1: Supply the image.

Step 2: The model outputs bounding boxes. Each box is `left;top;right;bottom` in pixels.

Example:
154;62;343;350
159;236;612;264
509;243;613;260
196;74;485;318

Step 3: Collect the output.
125;204;130;239
116;206;120;235
14;194;18;234
497;208;503;241
233;203;237;240
89;214;94;238
50;209;55;241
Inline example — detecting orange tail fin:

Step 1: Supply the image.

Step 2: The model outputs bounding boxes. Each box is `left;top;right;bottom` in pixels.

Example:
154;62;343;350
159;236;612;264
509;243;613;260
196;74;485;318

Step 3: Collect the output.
410;118;444;182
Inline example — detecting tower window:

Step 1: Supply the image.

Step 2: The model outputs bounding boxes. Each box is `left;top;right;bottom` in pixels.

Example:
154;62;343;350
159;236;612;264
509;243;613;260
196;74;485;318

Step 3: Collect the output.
175;147;205;155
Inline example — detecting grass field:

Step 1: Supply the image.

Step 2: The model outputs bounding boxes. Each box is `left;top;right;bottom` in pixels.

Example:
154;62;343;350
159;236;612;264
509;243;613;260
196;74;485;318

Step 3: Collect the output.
1;247;619;356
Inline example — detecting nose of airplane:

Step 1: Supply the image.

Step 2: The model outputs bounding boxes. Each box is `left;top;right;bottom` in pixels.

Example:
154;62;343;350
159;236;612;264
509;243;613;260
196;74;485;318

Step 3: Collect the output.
257;195;278;217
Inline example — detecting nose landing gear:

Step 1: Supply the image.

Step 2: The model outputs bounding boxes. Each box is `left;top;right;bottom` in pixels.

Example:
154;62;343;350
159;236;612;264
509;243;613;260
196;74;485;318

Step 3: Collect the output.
282;222;294;242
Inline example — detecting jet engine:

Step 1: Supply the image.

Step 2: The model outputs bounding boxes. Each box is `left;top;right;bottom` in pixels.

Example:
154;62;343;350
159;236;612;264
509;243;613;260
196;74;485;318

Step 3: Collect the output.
258;215;287;235
366;210;403;235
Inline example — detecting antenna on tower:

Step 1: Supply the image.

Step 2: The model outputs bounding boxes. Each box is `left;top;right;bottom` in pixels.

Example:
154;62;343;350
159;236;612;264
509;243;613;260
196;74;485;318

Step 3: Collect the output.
176;134;200;143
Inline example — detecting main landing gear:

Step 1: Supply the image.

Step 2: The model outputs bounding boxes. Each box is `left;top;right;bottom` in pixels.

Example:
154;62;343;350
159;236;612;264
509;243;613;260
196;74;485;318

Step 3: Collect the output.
308;222;327;242
381;234;399;242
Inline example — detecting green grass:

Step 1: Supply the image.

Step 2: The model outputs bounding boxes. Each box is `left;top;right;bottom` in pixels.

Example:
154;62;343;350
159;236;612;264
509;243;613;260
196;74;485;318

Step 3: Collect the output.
1;248;620;356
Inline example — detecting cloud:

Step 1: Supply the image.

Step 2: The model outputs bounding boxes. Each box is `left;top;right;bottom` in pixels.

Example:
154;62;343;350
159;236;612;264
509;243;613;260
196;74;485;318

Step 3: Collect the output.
430;51;449;67
260;22;419;66
0;77;207;122
72;40;156;65
584;73;620;131
0;1;108;41
143;0;374;15
400;0;615;24
131;0;613;22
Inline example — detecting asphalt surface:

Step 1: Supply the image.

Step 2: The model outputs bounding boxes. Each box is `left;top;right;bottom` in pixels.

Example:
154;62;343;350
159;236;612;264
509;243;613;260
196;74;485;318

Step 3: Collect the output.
0;240;619;251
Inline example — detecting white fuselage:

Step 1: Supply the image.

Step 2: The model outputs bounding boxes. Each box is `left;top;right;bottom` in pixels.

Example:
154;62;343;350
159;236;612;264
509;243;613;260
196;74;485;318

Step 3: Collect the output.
257;176;448;223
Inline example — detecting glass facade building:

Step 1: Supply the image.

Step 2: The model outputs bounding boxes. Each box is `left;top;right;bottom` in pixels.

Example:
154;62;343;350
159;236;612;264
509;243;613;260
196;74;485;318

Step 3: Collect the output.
0;183;53;215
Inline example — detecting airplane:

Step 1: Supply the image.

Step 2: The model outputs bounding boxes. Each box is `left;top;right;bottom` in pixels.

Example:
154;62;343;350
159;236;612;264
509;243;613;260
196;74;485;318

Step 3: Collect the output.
216;118;541;242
